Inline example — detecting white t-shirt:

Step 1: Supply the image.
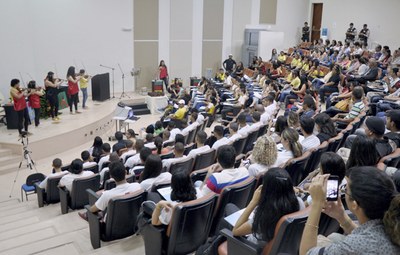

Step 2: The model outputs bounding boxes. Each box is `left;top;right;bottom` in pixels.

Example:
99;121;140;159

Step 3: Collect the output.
301;135;321;152
181;122;200;136
271;150;294;168
238;124;251;136
98;154;110;173
95;182;142;211
83;161;97;169
39;171;68;190
248;163;269;177
187;145;211;159
228;133;243;143
59;171;95;192
212;137;230;150
169;128;182;141
196;114;205;125
140;172;172;191
162;155;187;172
120;149;136;163
125;153;141;169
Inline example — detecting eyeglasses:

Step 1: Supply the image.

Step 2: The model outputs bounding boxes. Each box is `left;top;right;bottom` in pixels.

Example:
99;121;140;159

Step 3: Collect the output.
340;184;352;198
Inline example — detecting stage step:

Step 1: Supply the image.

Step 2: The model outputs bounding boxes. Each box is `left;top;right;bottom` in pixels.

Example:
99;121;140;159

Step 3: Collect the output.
132;108;151;116
129;103;148;110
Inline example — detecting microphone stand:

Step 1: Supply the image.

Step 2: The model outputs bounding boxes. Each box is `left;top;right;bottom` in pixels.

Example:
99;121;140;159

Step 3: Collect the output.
118;63;130;99
100;64;115;98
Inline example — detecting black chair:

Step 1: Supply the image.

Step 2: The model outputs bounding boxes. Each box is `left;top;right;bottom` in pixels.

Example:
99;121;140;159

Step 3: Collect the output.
201;117;209;130
186;128;197;145
190;168;209;183
243;129;259;154
183;143;195;156
210;177;257;236
142;193;218;255
257;124;268;138
86;189;147;249
304;141;329;176
35;173;67;207
61;164;71;171
59;174;100;214
284;151;311;186
21;173;46;201
104;179;117;190
84;164;99;174
338;124;352;150
327;133;343;153
163;141;175;148
381;148;400;168
169;157;194;175
232;136;247;155
126;174;136;183
192;148;216;171
219;207;311;255
160;151;175;160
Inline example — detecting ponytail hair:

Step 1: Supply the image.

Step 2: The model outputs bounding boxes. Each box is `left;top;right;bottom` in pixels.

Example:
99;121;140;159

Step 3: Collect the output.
281;128;303;158
154;136;163;155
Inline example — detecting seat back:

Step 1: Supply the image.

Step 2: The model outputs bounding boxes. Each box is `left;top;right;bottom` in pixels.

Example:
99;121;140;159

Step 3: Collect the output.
104;190;146;241
186;128;197;145
183;143;195;156
104;179;117;190
263;207;311;255
192;148;216;171
257;125;268;138
70;174;100;209
169;157;194;175
190;169;209;183
85;164;99;174
339;125;352;150
166;194;218;255
243;129;259;153
232;136;247;155
211;177;256;235
26;173;46;186
46;175;65;203
327;133;343;152
201;117;209;131
304;141;329;176
285;151;311;186
160;151;175;160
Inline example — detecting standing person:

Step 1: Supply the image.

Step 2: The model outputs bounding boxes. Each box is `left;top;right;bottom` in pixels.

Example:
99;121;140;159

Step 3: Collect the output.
358;24;370;46
345;23;357;43
302;22;310;42
10;79;31;136
44;71;62;121
27;80;44;127
223;54;237;75
66;66;81;114
158;60;169;91
79;69;90;109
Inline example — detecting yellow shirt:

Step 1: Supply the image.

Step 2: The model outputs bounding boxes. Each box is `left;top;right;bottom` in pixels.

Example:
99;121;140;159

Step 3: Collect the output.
278;55;286;63
286;72;293;83
310;70;324;79
174;107;186;120
302;64;310;72
80;77;89;89
216;73;226;81
291;58;299;68
296;61;303;69
290;77;301;89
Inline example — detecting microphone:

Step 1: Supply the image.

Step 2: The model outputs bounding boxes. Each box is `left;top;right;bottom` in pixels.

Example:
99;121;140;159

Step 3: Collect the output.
99;64;115;70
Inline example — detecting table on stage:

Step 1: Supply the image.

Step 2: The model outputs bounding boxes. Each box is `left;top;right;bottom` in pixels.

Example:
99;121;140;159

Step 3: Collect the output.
145;95;168;114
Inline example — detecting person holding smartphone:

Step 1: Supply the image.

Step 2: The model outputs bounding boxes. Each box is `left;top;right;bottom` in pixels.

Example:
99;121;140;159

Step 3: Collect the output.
299;166;400;255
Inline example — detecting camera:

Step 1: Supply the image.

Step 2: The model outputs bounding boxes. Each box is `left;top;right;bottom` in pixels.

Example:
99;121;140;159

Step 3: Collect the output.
326;175;339;201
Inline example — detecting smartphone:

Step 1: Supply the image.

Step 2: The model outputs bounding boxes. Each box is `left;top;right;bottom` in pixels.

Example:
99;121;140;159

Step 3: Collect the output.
326;175;339;201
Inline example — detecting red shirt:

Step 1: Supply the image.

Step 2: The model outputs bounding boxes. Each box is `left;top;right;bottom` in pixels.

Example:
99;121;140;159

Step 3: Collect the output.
29;94;41;108
13;91;27;111
159;66;168;79
67;79;79;96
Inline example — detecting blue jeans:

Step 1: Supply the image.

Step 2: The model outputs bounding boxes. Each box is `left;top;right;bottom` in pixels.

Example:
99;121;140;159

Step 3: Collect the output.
81;88;88;108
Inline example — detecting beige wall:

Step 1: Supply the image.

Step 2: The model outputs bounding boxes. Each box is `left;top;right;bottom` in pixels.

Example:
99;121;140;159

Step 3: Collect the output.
260;0;277;24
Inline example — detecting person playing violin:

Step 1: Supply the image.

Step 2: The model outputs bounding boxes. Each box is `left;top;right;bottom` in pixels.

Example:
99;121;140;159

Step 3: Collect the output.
9;79;32;136
66;66;81;114
44;71;62;121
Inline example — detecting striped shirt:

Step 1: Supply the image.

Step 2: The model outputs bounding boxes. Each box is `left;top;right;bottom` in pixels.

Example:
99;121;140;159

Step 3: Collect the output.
202;167;249;195
345;100;364;119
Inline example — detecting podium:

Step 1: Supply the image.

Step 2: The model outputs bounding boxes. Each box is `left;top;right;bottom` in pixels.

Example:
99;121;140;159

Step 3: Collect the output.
3;104;18;129
152;80;164;93
92;73;110;101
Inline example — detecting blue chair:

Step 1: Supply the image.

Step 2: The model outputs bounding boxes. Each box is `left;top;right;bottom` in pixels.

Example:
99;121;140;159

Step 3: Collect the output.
21;173;46;201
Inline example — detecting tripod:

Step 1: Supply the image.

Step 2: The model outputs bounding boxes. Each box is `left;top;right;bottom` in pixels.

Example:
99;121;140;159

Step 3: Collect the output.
118;63;130;99
9;134;37;198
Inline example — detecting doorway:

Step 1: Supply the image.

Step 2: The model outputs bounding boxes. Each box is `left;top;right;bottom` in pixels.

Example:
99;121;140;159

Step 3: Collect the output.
311;3;323;42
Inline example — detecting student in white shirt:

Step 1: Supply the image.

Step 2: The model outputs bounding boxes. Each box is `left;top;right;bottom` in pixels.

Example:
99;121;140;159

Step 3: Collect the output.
162;142;187;172
187;130;211;158
99;152;120;184
129;147;152;176
272;128;303;168
81;150;97;170
167;121;181;142
237;113;250;137
262;95;277;121
247;136;278;177
152;171;197;226
98;143;111;173
300;117;321;152
212;125;230;150
181;112;200;136
79;161;142;221
140;154;172;191
39;158;68;190
125;139;145;169
227;122;242;143
59;159;94;192
120;140;136;163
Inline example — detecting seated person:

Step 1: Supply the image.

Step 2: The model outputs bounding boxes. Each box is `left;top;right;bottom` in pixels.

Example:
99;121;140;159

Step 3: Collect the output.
314;113;337;143
384;110;400;148
79;161;141;220
98;143;111;172
268;115;289;144
237;113;250;137
125;139;144;169
211;126;230;150
153;137;171;155
162;142;186;172
130;147;152;176
139;155;172;191
300;167;400;255
199;145;249;195
181;112;200;136
227;122;242;143
247;135;277;177
120;140;136;163
187;131;211;158
38;158;68;190
318;65;341;103
331;86;365;126
81;150;97;169
168;99;187;121
99;152;120;184
230;168;304;243
166;121;181;142
272;128;303;168
112;131;126;153
59;159;94;191
300;117;321;152
151;171;197;226
344;136;380;169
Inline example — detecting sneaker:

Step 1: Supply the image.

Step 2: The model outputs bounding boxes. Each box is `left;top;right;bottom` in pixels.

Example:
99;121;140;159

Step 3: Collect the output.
26;132;33;136
55;116;61;121
78;211;88;221
76;111;82;114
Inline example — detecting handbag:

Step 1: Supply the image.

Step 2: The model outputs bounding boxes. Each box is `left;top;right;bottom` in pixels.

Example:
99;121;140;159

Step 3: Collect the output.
334;98;350;112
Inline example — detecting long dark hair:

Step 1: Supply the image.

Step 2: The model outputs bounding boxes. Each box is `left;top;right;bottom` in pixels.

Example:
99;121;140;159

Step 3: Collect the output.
46;71;55;83
170;171;196;202
314;113;337;138
67;66;76;79
275;116;288;135
154;136;163;155
346;136;379;169
252;168;300;242
140;154;162;181
91;136;103;158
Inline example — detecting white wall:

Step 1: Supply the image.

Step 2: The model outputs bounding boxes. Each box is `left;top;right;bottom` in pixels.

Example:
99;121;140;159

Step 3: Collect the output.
0;0;133;101
308;0;400;49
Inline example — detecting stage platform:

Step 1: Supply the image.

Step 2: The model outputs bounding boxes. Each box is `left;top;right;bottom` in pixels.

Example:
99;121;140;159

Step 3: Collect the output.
0;93;162;174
